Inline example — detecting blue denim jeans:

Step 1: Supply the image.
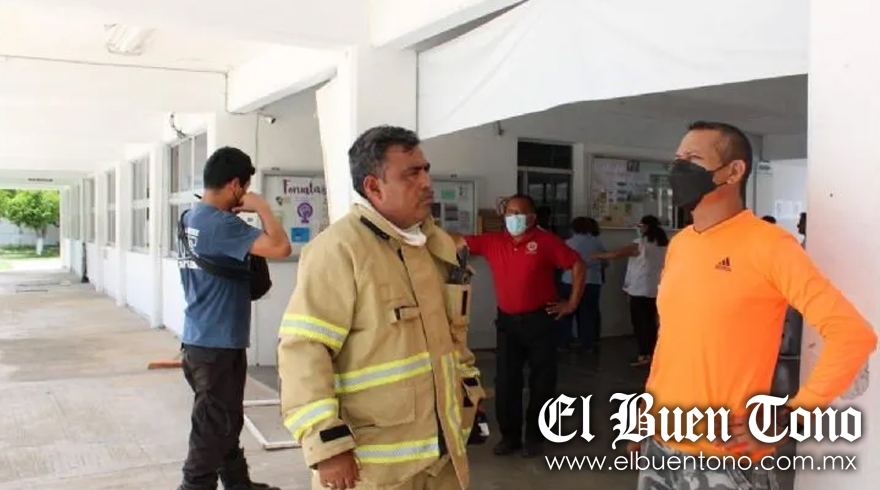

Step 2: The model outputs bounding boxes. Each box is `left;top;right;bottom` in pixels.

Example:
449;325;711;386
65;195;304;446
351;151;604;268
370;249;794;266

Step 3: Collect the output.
557;283;602;352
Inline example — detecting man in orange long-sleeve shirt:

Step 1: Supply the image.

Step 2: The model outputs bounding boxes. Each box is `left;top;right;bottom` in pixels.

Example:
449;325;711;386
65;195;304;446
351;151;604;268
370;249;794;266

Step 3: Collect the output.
636;121;877;490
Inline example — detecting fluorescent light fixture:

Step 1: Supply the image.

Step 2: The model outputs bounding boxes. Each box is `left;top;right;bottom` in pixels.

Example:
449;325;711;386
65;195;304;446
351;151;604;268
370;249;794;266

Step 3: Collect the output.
104;24;155;56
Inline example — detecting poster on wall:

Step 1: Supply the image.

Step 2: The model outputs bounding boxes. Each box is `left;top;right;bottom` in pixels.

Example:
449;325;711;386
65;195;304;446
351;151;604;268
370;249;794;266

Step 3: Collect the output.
432;179;476;235
589;158;672;228
263;174;329;257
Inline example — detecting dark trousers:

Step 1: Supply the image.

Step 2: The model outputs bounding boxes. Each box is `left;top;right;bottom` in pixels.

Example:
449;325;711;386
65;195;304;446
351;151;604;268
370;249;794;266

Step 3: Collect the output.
557;283;602;352
629;296;658;357
181;344;248;489
494;309;557;445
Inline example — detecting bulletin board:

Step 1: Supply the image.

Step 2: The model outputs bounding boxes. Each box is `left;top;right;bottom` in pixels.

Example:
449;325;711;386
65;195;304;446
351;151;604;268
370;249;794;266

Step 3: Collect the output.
589;157;674;228
431;179;476;235
262;173;330;257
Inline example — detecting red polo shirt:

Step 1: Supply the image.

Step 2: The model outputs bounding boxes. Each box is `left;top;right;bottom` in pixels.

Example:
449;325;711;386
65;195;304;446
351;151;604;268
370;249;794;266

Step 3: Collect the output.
465;227;579;314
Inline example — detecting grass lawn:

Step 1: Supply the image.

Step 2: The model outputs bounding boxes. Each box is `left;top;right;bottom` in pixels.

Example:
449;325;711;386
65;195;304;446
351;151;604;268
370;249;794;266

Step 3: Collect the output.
0;244;60;260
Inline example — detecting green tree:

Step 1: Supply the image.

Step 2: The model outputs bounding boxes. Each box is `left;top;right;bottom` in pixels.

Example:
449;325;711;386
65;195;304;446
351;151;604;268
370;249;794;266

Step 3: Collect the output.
0;189;16;220
4;190;60;254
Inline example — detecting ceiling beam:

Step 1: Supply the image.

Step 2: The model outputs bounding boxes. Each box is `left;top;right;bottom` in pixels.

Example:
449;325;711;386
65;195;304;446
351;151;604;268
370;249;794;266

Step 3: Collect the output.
0;57;225;112
370;0;524;50
17;0;368;48
226;46;337;113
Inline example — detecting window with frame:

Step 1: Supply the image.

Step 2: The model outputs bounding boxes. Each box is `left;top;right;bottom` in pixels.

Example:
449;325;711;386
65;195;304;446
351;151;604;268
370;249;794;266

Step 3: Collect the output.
85;178;96;243
168;133;208;255
131;156;150;251
516;140;574;237
106;169;117;246
70;185;81;241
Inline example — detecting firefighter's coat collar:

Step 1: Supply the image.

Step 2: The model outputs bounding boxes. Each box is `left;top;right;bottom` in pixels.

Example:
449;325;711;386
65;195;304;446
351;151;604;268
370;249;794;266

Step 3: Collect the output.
352;204;459;267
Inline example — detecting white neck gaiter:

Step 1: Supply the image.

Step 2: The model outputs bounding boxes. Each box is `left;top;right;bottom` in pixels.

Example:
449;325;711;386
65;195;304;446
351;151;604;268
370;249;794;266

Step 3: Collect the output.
353;194;427;247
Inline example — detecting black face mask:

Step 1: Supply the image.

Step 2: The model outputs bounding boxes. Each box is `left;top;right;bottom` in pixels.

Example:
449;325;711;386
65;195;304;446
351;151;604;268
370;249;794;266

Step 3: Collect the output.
668;159;729;212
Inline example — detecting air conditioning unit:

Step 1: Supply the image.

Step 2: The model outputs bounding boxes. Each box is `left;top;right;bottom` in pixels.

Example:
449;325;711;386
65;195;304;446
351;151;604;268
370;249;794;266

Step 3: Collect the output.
104;24;155;56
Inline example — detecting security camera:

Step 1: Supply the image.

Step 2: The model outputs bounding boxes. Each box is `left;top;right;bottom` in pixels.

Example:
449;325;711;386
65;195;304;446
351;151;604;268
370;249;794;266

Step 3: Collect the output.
261;115;277;125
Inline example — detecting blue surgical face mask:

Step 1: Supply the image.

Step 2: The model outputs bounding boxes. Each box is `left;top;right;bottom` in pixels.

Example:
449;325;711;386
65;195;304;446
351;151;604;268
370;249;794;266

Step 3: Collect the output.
505;214;528;236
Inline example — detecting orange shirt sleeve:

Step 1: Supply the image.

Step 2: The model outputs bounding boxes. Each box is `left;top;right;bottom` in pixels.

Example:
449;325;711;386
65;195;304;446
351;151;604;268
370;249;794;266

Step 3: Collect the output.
767;234;877;410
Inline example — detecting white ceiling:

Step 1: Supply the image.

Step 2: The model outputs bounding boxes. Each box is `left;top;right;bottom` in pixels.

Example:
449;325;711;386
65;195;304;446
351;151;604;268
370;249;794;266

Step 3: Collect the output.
0;0;330;186
588;76;807;136
0;2;275;72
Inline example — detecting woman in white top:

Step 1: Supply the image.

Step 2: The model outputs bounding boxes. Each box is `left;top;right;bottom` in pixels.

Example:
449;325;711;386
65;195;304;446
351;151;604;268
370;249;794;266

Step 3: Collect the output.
591;215;668;367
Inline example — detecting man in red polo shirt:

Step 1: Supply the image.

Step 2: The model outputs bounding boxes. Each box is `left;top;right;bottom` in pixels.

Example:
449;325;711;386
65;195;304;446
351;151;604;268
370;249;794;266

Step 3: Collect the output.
452;194;585;457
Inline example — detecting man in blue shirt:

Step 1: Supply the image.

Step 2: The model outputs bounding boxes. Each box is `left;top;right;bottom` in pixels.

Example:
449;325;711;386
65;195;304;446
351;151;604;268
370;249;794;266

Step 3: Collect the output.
559;217;607;353
177;147;291;490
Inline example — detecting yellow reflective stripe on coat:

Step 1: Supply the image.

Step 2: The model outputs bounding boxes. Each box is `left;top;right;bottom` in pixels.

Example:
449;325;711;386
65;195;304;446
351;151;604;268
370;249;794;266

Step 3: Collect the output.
334;352;432;394
279;314;347;350
441;353;465;456
355;437;440;464
284;398;339;441
459;365;480;379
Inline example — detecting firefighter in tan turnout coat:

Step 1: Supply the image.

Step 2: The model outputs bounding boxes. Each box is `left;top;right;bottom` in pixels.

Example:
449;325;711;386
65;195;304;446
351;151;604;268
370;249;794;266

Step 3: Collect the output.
278;126;484;490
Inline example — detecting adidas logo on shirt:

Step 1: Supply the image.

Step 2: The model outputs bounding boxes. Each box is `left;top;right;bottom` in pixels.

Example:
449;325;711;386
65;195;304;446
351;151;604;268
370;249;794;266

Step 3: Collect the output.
715;257;732;272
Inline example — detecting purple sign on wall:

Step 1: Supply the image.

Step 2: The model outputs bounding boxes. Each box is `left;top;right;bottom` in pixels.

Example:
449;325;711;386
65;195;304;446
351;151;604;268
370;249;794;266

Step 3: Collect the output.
297;202;314;224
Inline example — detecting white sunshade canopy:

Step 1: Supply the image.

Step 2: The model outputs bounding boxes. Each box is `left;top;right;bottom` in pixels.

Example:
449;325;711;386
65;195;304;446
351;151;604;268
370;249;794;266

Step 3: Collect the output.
417;0;808;138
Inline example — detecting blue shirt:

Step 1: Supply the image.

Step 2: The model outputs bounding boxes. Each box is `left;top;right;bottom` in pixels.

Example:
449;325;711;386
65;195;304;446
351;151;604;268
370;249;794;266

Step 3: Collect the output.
561;233;606;285
179;203;262;349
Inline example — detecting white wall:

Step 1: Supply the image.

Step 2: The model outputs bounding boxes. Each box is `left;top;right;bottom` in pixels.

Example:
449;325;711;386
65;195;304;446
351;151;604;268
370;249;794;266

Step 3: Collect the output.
0;220;60;247
770;159;808;236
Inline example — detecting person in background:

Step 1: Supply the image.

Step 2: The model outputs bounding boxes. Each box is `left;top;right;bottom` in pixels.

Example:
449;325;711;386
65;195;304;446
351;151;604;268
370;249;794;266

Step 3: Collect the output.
450;194;585;458
761;215;777;224
559;217;606;353
635;120;876;490
176;147;291;490
591;215;668;367
781;211;808;357
797;211;807;246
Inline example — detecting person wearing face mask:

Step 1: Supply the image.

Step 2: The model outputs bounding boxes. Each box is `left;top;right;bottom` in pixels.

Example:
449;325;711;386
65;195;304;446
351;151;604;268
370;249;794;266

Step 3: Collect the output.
278;126;485;490
590;215;668;367
450;194;586;458
633;121;877;490
176;147;291;490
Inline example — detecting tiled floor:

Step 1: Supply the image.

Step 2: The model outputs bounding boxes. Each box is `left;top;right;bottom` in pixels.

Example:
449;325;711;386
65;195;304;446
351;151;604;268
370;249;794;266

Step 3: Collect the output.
0;268;798;490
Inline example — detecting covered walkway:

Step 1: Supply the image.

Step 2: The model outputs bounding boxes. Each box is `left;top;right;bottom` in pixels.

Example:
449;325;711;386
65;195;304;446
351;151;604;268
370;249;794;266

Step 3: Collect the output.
0;269;302;490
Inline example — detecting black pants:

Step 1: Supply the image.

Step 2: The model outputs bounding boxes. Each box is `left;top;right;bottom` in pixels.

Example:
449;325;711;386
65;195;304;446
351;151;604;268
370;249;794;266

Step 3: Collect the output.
494;309;557;445
181;344;248;489
629;296;658;357
557;283;602;352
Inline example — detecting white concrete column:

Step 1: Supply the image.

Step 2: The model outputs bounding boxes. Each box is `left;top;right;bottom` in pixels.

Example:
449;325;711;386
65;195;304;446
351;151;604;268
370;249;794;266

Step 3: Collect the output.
148;146;165;328
59;188;69;270
116;162;128;307
798;0;880;488
93;175;105;293
316;46;417;222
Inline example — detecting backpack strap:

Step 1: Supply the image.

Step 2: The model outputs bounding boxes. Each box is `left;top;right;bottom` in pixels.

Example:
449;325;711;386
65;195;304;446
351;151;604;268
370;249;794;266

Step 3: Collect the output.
178;209;251;281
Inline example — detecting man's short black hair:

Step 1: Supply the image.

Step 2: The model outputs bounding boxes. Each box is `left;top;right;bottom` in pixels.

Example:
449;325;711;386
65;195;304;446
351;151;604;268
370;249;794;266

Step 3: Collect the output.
203;146;255;190
349;125;421;198
688;120;753;195
504;193;536;213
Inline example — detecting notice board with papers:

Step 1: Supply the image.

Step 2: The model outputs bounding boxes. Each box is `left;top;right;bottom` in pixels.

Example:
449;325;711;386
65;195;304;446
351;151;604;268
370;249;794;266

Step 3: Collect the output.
431;179;476;235
262;172;330;258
